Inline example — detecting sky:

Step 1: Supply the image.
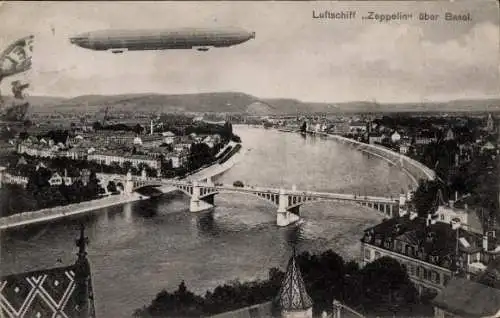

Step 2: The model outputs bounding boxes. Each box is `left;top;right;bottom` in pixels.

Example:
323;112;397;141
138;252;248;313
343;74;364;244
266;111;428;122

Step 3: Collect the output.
0;1;499;103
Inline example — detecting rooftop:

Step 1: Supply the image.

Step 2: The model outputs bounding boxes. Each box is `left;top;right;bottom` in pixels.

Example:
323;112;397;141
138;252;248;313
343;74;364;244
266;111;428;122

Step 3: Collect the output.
431;278;500;317
362;214;486;267
277;251;313;311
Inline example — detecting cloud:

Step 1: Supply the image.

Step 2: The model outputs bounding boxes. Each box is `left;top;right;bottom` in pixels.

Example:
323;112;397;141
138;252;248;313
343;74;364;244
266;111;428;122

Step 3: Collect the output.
0;2;498;102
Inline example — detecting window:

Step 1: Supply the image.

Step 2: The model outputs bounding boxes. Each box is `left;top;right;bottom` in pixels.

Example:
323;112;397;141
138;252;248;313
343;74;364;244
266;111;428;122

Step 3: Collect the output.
375;251;381;259
396;241;403;252
364;248;371;260
440;214;444;220
434;272;441;285
409;264;416;277
423;268;429;280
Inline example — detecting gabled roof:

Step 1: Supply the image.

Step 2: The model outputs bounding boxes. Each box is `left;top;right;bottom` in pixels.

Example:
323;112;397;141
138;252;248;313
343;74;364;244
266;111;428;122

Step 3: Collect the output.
277;253;313;311
432;278;500;317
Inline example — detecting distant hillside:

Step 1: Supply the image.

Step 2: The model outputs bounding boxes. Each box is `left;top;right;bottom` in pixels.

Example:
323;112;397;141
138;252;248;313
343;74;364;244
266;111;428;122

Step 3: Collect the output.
10;92;500;115
245;101;277;116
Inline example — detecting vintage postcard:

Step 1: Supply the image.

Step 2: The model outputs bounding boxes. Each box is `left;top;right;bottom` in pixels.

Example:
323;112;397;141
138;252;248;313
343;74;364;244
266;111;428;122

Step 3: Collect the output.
0;1;499;317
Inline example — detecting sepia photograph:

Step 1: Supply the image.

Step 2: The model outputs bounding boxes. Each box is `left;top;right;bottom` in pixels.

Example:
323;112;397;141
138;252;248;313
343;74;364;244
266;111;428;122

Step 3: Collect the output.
0;1;499;317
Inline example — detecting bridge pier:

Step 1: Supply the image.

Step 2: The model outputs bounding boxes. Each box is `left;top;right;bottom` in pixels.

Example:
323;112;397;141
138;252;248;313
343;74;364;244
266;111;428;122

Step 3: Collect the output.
124;172;134;194
189;181;215;212
276;190;301;227
190;199;214;213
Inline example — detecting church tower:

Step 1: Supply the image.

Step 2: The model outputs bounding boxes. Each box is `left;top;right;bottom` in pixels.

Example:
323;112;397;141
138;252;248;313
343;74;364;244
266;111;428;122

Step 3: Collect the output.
486;113;495;132
278;249;313;318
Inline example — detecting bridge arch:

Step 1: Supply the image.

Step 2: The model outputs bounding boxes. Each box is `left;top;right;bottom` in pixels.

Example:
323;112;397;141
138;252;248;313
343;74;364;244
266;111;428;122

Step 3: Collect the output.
285;197;391;218
211;189;281;207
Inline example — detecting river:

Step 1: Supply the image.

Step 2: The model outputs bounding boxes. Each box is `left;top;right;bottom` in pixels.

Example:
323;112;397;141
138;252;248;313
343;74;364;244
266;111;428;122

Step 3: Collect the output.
0;126;414;317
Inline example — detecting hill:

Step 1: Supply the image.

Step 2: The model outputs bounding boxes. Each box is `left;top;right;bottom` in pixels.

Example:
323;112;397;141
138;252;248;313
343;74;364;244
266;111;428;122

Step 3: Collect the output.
7;92;500;115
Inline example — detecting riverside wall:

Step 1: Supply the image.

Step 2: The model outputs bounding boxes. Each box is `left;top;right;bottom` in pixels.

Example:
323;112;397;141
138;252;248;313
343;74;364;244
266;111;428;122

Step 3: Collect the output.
325;134;436;188
0;193;145;230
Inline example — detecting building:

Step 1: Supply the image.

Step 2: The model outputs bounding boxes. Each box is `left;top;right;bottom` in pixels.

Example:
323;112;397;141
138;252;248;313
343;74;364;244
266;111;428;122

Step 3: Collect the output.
391;131;401;143
368;134;384;145
327;122;350;135
349;121;367;133
164;151;188;168
435;202;483;235
431;278;500;318
399;141;411;155
162;131;177;144
87;152;161;170
414;132;437;145
360;212;498;296
48;172;63;186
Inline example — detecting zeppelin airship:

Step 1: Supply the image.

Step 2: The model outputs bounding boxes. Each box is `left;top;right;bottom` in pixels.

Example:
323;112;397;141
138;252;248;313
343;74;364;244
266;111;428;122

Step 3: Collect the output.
69;27;255;53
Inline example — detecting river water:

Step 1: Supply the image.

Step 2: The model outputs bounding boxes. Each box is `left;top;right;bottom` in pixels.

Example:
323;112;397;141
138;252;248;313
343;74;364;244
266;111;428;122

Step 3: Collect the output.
0;126;413;317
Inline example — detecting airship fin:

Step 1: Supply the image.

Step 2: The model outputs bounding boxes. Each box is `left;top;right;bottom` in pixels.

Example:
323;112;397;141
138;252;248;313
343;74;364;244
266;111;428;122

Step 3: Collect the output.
110;49;125;54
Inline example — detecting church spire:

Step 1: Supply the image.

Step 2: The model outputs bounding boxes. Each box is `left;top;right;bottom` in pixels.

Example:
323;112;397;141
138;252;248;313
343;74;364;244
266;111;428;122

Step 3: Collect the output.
76;223;88;261
74;224;96;318
278;247;313;317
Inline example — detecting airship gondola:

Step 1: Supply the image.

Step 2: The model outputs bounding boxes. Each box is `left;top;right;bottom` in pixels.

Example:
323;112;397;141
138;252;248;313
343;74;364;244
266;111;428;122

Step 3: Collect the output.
69;27;255;53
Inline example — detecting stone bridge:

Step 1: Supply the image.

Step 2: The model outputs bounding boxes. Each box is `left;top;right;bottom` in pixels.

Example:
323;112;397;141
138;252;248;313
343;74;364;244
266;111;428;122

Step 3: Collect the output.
131;177;402;227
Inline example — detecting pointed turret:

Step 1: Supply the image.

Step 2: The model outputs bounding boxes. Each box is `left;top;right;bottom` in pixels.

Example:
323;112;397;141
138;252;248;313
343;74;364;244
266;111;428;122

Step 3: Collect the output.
278;248;313;318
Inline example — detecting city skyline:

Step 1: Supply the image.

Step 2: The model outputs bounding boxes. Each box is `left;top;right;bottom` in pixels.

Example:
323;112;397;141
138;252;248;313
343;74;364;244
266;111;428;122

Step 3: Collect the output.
0;1;499;104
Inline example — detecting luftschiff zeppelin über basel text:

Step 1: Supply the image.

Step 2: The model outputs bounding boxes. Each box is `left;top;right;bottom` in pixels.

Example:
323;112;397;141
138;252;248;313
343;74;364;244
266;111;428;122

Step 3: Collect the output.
312;10;472;22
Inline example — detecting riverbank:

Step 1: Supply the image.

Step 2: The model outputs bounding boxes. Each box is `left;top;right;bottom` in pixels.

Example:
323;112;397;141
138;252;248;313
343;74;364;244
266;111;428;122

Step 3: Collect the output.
0;141;244;230
321;133;435;187
0;193;145;230
186;142;246;182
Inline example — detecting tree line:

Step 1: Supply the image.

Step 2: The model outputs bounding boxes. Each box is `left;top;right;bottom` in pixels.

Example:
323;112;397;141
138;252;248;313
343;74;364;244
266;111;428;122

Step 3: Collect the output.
133;250;432;318
0;167;105;216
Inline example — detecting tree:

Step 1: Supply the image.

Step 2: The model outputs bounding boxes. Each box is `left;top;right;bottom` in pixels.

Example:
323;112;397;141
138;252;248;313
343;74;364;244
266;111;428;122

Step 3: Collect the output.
134;281;204;317
23;119;32;129
413;179;442;216
133;124;144;135
297;250;346;314
360;257;419;316
92;121;102;130
300;121;307;133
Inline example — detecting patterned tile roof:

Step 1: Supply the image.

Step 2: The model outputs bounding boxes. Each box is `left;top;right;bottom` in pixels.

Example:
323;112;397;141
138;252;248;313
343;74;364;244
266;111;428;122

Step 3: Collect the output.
0;226;96;318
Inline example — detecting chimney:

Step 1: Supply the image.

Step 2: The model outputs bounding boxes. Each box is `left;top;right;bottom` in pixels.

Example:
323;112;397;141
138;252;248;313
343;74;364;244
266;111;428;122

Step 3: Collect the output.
455;191;458;201
399;192;406;206
483;235;489;251
150;120;153;135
